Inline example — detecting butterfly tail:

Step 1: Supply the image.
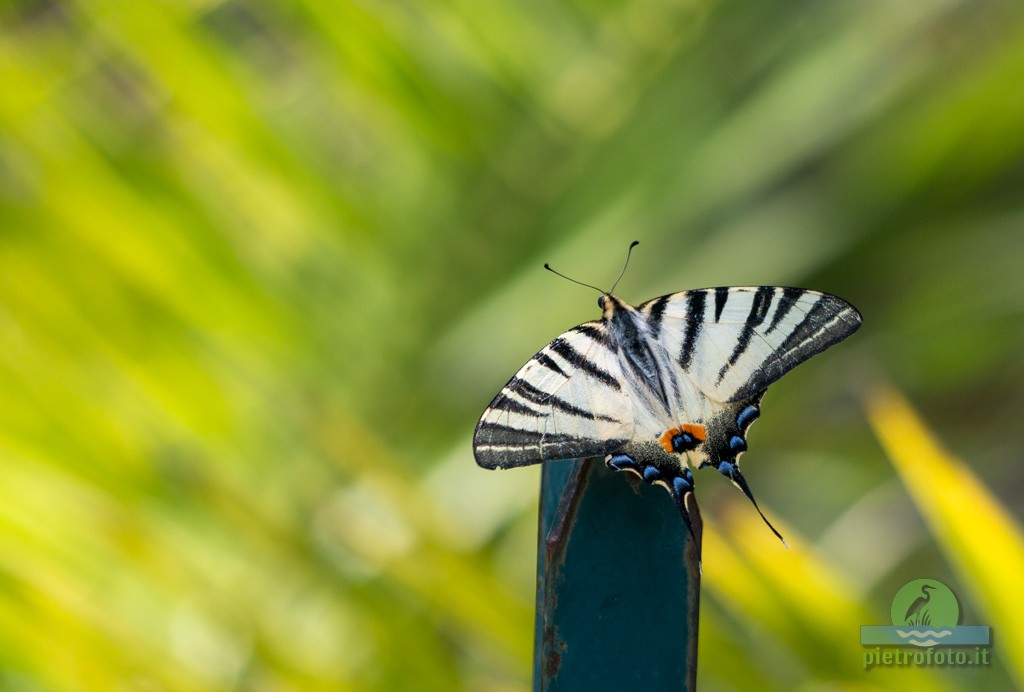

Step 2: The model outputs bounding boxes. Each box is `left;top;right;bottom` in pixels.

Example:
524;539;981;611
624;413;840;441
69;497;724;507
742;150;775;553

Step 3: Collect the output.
715;460;789;548
668;471;704;574
667;471;698;545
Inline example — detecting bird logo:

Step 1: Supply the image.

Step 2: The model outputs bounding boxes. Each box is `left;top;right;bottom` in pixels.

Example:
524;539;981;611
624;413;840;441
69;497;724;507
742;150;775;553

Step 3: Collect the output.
901;583;937;627
889;579;960;646
861;578;989;653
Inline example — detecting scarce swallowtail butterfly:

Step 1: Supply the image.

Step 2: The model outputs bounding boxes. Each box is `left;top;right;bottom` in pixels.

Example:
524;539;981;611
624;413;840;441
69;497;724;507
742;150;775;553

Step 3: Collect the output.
472;242;862;543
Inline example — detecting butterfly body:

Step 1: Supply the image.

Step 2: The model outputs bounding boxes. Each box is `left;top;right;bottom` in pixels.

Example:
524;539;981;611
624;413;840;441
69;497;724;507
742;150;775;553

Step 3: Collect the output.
473;284;861;541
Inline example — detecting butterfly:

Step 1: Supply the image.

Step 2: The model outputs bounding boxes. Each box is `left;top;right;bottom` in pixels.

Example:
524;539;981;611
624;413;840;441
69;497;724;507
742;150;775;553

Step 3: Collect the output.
472;242;862;543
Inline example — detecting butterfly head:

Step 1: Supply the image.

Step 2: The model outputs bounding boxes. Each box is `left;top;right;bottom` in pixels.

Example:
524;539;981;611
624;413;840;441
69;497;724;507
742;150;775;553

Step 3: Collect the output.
598;293;633;320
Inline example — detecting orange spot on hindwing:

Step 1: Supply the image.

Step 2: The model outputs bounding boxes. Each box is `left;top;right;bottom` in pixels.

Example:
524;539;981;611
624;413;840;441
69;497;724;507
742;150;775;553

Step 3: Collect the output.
659;423;707;454
681;423;706;441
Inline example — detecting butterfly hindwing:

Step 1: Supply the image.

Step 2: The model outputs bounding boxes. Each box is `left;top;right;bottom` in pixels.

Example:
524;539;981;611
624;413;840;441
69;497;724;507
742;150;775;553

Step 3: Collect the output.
473;321;635;470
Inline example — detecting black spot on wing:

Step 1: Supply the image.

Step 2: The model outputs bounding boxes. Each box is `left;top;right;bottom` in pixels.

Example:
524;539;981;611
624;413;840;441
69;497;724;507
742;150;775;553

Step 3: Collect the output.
549;337;621;391
678;290;706;370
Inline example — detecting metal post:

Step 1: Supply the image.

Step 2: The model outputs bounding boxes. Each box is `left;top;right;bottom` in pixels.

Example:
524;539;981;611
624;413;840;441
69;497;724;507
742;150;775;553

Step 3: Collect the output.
534;458;702;691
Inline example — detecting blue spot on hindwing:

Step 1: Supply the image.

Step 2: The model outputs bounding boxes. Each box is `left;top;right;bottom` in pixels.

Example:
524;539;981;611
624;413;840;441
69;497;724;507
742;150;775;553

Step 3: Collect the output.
729;435;747;452
608;454;638;472
643;465;661;482
672;471;694;495
736;404;760;430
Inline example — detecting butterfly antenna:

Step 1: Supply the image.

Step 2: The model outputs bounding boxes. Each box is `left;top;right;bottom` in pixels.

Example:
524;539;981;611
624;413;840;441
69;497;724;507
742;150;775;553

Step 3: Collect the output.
608;240;640;295
543;263;603;294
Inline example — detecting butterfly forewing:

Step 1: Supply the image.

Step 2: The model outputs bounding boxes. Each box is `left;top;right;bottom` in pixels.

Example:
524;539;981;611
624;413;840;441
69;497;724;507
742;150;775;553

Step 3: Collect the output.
473;321;635;470
639;287;862;404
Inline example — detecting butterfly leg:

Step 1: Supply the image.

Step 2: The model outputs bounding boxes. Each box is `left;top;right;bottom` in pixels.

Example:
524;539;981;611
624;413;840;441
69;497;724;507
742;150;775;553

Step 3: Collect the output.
713;459;788;547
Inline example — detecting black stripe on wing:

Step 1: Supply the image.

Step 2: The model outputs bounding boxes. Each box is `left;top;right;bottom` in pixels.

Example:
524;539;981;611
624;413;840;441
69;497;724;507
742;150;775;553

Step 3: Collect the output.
729;291;862;402
766;286;804;334
534;351;569;379
572;323;615;349
488;391;543;417
508;377;622;424
716;286;774;384
475;422;581;445
549;335;621;390
678;290;706;369
643;294;671;339
474;320;632;470
714;287;730;321
474;421;626;465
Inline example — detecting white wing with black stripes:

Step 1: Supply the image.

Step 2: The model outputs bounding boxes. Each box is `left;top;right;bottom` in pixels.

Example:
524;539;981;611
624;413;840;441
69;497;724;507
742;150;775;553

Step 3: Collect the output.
473;322;636;470
473;283;861;544
638;286;862;404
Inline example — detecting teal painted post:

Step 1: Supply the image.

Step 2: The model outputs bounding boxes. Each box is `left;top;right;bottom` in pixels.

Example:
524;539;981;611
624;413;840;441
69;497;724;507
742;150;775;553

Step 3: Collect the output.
533;458;701;691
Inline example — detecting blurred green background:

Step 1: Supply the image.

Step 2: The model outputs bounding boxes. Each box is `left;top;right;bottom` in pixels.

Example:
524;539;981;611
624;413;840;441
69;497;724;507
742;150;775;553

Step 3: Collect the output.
2;0;1023;689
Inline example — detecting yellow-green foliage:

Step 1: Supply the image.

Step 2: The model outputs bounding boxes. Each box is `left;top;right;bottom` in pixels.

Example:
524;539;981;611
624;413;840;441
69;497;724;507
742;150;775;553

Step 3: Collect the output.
1;0;1022;689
